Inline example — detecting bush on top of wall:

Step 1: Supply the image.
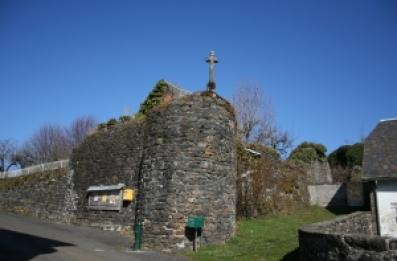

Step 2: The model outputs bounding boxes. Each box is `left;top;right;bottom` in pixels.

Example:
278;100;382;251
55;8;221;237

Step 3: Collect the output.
288;142;327;165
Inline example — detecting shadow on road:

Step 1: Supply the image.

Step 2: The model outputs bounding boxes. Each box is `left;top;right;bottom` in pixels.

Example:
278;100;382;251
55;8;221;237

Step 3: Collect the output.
0;229;74;261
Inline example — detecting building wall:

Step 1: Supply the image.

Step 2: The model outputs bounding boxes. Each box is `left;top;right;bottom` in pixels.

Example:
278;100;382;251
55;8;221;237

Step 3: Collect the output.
376;181;397;237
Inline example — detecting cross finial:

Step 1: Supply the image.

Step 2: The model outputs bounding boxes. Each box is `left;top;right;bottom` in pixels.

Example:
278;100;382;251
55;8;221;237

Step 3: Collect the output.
206;51;218;92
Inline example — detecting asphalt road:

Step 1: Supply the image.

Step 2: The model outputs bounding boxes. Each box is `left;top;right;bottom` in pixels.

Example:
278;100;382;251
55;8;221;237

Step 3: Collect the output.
0;212;187;261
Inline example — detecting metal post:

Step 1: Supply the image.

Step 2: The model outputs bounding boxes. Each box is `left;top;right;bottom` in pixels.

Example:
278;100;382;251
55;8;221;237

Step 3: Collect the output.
134;222;143;251
193;229;197;252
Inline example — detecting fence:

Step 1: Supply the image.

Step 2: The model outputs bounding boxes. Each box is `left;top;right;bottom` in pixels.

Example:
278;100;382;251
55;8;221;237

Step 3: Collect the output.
0;159;69;178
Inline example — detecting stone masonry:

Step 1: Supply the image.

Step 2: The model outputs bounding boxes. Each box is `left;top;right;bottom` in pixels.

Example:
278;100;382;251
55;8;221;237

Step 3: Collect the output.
0;90;237;252
0;167;73;223
71;91;237;251
299;212;397;260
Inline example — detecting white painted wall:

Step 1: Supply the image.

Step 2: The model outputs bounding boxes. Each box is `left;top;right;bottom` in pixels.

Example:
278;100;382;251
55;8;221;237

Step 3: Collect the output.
376;181;397;237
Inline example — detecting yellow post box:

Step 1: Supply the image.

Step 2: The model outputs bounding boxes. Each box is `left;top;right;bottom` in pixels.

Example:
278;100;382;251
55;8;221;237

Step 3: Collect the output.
123;188;135;201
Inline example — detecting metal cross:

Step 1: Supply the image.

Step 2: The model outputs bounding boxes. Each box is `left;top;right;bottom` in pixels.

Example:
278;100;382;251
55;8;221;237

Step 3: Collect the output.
206;51;218;92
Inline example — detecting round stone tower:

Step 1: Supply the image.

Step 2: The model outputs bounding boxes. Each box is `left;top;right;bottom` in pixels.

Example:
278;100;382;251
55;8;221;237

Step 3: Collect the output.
141;92;237;251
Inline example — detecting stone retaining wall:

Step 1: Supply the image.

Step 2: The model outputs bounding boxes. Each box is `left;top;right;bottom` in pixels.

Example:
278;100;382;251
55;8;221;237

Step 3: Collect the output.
299;212;397;260
0;92;237;252
0;167;73;223
70;120;144;236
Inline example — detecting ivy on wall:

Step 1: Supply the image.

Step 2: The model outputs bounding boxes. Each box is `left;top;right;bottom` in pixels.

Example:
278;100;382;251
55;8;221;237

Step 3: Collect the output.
137;80;170;116
97;80;171;130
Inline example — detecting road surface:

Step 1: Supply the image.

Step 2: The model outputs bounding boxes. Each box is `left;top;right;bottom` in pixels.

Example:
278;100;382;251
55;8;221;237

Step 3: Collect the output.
0;212;187;261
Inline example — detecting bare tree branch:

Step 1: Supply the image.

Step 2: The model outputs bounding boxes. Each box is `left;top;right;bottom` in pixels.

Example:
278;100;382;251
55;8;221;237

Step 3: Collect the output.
17;116;97;167
0;139;17;172
66;115;97;148
232;83;293;156
20;123;71;165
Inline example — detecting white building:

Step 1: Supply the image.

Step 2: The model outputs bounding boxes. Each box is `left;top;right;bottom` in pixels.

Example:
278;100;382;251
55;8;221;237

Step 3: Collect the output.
363;119;397;237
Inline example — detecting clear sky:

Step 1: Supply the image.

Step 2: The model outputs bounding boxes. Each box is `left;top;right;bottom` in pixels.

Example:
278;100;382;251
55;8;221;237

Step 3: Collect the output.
1;0;396;154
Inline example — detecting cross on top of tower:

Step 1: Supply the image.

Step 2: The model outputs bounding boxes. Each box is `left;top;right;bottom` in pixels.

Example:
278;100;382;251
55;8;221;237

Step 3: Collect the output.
206;51;218;92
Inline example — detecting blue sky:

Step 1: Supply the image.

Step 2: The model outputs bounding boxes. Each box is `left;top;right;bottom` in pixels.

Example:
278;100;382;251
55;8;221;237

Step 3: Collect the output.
1;0;396;154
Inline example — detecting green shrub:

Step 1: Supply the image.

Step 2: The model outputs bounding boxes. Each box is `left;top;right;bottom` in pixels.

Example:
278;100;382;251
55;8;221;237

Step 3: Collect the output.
106;118;118;127
328;143;363;168
346;143;364;166
328;145;350;167
236;140;308;218
97;123;107;130
288;142;327;164
327;143;364;182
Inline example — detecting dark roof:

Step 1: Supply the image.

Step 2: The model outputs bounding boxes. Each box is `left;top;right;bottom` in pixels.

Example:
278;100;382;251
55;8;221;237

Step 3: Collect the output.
362;119;397;180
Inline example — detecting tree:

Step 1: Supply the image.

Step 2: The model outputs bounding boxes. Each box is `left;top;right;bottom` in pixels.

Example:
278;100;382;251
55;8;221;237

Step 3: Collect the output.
19;123;71;165
0;139;18;171
232;83;292;156
66;116;97;148
17;116;98;167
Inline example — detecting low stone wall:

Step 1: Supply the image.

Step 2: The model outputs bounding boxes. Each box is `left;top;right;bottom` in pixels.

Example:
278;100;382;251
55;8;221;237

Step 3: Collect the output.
0;167;73;223
299;212;397;260
308;184;346;207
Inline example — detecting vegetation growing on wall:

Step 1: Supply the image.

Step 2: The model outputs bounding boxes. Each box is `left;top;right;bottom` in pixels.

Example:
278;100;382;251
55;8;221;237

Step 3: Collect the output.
97;116;137;130
328;143;363;168
288;142;327;165
97;80;172;130
0;168;69;191
328;143;364;182
236;140;308;218
137;80;170;116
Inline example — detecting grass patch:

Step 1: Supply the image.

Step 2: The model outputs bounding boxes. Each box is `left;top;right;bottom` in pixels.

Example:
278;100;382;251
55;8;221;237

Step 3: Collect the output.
184;206;346;261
